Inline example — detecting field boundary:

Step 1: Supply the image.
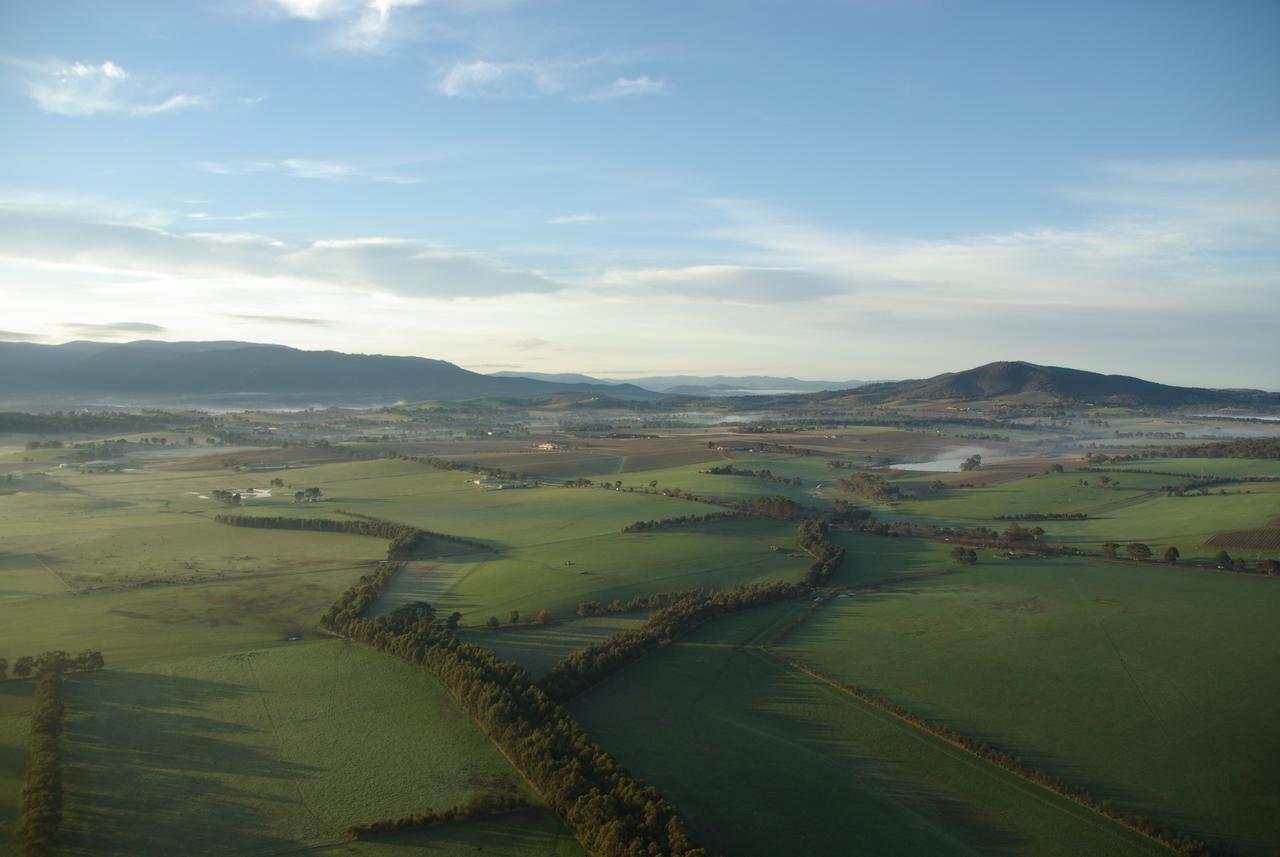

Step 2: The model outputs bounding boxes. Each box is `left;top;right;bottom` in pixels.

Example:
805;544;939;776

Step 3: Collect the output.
766;650;1210;856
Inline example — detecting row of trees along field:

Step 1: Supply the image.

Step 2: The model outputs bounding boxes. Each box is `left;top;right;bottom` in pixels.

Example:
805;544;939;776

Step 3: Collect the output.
698;464;803;486
319;568;709;857
213;513;490;559
622;511;744;532
14;651;105;857
0;650;104;681
775;655;1211;856
345;792;531;840
544;520;845;700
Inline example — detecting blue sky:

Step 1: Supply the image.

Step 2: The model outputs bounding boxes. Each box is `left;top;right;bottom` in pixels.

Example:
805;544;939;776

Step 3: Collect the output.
1;0;1277;387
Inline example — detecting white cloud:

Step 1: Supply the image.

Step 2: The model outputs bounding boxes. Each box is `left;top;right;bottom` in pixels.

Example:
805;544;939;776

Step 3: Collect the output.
438;57;667;102
193;158;420;184
16;58;207;117
547;213;600;225
0;204;559;299
583;76;666;101
265;0;425;52
439;59;564;98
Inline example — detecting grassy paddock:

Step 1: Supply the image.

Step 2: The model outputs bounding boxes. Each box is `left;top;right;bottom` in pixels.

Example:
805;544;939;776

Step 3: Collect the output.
781;554;1280;854
571;607;1165;857
58;641;536;856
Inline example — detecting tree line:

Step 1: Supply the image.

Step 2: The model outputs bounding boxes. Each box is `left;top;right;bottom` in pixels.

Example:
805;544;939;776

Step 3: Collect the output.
541;580;811;703
214;513;488;560
18;671;63;857
547;519;845;699
795;518;845;586
576;590;693;617
993;512;1088;521
14;652;102;856
318;575;709;857
345;792;531;841
622;511;744;533
699;464;803;487
774;654;1210;857
1;650;105;681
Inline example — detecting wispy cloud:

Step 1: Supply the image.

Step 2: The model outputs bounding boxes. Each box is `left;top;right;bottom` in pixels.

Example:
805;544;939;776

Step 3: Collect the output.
438;59;564;98
229;314;334;326
0;203;560;299
64;321;165;338
193;158;420;185
583;76;666;101
0;330;42;341
438;57;667;102
547;213;599;225
12;58;207;117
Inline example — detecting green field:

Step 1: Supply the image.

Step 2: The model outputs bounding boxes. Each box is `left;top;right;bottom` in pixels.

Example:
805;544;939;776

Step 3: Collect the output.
880;470;1280;558
58;641;552;856
374;517;804;628
0;681;33;856
457;614;650;679
781;539;1280;855
571;606;1167;857
1094;457;1280;479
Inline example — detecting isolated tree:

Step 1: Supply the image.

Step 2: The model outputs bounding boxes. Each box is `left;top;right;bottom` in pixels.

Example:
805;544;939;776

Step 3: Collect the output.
486;616;500;629
536;608;554;624
508;609;520;625
1050;463;1065;473
13;656;35;678
1163;546;1180;564
1214;550;1232;569
1125;543;1152;561
294;490;305;502
444;612;462;633
1233;557;1248;573
1101;542;1120;560
965;549;978;564
951;545;969;564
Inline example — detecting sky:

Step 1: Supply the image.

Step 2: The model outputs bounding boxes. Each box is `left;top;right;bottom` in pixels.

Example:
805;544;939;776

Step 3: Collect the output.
0;0;1277;388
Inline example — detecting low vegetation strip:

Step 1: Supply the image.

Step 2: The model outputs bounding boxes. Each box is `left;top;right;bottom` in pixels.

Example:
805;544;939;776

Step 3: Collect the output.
213;513;488;560
546;519;846;700
770;652;1212;857
345;792;531;841
542;582;810;702
17;672;64;857
321;576;709;857
622;510;745;532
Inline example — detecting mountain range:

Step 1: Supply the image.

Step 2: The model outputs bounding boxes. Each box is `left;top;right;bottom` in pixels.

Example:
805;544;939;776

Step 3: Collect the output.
0;342;1274;411
0;340;662;407
491;371;865;396
819;361;1280;408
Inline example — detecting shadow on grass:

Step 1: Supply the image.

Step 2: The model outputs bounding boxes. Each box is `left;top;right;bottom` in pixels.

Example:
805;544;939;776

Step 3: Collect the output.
60;670;324;856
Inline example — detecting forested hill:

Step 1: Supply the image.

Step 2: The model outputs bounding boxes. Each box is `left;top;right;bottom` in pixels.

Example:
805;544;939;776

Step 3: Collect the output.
824;361;1280;408
0;340;664;406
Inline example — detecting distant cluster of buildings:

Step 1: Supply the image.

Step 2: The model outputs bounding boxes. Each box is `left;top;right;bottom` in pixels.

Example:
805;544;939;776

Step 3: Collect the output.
472;478;530;490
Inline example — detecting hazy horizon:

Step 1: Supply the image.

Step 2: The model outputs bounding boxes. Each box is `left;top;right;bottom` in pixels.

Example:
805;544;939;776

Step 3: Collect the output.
2;1;1277;388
